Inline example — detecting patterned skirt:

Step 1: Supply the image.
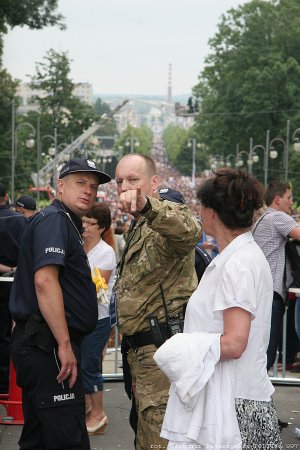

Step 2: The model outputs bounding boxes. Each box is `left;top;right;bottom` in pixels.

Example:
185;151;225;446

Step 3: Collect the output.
167;398;283;449
235;397;283;450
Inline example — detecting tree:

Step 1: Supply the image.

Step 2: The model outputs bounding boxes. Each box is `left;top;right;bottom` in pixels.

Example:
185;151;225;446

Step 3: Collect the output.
163;125;188;166
0;1;65;195
114;125;152;157
0;0;64;63
0;69;19;187
8;49;110;194
193;0;300;187
94;98;117;136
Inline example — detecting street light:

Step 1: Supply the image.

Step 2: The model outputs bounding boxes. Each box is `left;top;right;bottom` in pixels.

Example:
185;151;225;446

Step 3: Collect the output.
11;101;37;203
249;132;270;187
118;145;124;160
97;156;112;172
236;150;254;174
292;127;300;153
187;138;197;187
39;129;58;195
209;154;225;170
225;154;237;168
125;133;139;153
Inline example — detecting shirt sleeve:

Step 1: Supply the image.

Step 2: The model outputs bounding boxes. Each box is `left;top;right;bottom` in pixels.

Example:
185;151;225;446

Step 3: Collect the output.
32;213;68;272
272;211;299;237
213;258;257;319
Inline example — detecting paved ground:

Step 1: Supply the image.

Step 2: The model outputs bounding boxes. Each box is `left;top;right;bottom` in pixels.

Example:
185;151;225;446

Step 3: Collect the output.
1;348;299;449
1;382;300;449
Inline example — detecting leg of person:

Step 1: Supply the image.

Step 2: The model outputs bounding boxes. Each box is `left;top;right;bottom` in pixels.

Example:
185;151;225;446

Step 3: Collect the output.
81;317;111;432
0;283;12;393
286;298;299;366
235;397;282;449
121;338;138;443
128;345;169;450
267;292;285;370
12;325;90;450
295;296;300;342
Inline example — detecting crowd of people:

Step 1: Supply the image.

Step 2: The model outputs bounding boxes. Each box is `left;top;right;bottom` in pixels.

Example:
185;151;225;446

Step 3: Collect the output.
0;135;299;449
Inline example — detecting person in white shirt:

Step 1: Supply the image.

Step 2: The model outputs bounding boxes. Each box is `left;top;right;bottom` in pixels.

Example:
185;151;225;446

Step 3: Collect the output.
80;203;116;434
160;168;282;449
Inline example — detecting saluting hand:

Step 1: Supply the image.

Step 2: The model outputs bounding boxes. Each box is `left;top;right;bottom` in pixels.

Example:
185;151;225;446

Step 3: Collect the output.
118;188;147;215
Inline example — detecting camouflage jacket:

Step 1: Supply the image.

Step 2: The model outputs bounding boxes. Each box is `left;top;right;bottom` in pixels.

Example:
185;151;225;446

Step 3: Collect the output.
115;197;202;336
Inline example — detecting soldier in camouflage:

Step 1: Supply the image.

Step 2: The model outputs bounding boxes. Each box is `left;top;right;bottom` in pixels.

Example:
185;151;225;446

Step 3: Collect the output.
114;154;202;450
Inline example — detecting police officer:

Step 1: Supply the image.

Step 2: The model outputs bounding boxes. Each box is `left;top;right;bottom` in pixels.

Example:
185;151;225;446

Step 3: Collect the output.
114;154;202;450
9;159;111;450
0;182;28;394
13;195;37;217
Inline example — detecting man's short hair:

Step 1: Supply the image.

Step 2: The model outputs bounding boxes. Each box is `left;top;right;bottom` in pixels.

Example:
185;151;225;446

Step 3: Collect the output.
264;180;292;206
122;153;157;176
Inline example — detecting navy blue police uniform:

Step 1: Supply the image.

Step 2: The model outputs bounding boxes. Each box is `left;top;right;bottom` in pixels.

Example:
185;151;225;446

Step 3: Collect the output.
10;199;98;450
0;200;28;393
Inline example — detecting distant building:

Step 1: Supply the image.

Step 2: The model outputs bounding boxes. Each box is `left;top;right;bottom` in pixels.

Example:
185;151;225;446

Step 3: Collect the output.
73;83;93;105
16;82;93;114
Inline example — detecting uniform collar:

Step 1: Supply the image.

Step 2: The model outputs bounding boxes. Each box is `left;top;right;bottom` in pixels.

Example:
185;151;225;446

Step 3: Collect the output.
52;199;82;232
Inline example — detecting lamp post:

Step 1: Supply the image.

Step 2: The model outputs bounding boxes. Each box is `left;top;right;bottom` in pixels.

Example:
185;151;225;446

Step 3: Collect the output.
236;149;255;175
40;129;58;189
97;156;112;172
125;133;139;153
225;154;237;167
11;101;37;203
209;154;225;170
118;145;124;160
249;131;270;187
187;138;197;187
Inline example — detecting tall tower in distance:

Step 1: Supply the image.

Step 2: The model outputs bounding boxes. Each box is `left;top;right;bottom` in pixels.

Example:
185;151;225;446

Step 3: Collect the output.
167;63;173;104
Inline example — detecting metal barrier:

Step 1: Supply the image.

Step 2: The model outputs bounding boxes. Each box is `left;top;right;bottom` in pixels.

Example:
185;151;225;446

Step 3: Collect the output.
1;277;299;384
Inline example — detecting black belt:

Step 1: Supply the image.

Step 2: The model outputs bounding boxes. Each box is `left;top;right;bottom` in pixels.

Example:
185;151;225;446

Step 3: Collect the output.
125;324;170;349
14;320;83;346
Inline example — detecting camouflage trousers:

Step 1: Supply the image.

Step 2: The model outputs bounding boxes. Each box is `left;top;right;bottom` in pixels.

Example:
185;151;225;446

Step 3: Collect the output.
128;344;169;450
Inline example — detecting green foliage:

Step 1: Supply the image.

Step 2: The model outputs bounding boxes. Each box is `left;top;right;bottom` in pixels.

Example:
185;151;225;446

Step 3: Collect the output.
0;69;19;187
0;0;64;63
193;0;300;187
8;49;120;195
288;147;300;204
163;125;188;165
94;98;117;136
163;125;210;176
114;125;152;157
94;98;111;116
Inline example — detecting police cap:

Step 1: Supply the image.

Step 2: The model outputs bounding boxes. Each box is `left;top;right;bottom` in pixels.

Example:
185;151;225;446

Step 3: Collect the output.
159;187;186;205
59;158;111;185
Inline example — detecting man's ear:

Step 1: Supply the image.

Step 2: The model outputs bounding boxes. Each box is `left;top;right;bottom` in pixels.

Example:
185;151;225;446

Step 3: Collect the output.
274;195;282;206
57;179;64;195
151;175;159;193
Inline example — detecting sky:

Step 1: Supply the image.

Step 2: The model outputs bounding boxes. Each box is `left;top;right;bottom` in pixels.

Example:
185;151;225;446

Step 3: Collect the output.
3;0;250;96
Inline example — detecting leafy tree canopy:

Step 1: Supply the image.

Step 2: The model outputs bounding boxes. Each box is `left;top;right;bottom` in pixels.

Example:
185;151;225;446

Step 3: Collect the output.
0;0;64;62
114;125;152;157
193;0;300;190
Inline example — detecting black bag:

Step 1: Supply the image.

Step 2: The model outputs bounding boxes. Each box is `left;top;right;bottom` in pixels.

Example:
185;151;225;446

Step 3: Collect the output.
194;245;212;283
286;239;300;288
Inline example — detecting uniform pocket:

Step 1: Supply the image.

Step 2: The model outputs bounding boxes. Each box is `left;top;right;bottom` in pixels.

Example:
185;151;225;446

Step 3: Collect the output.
41;414;85;449
36;386;86;449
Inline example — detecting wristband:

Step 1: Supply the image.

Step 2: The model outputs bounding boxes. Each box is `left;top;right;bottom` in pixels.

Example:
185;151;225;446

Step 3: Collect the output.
139;196;151;214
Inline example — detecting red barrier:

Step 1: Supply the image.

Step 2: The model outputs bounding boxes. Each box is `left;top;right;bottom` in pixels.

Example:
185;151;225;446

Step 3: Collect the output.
0;360;24;425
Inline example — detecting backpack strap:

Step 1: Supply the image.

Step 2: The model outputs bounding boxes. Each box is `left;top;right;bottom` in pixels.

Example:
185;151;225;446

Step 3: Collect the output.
252;210;270;236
